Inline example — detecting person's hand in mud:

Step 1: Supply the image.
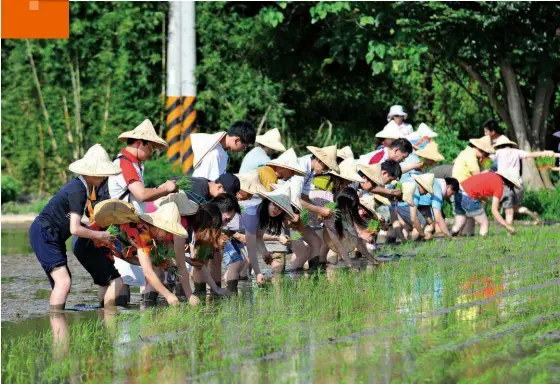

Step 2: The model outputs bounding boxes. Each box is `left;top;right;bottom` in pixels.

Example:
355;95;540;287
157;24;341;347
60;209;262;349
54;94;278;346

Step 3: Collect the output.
359;230;374;244
423;232;433;241
506;226;515;236
256;273;266;285
166;294;180;306
278;235;291;246
187;295;200;307
215;287;230;297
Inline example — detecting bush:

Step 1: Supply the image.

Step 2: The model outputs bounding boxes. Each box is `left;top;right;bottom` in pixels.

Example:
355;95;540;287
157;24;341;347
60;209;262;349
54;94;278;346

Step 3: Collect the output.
1;199;49;214
143;155;181;188
1;175;22;204
522;186;560;221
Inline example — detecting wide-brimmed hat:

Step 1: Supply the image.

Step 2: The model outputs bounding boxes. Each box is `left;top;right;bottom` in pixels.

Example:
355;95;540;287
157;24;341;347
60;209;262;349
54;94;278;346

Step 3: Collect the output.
69;144;122;177
415;141;445;162
307;145;340;173
412;173;435;195
236;171;268;195
266;148;305;175
359;195;379;218
416;123;438;138
328;158;362;183
375;121;403;140
255;128;286;152
496;168;522;190
139;202;187;238
118;119;168;149
469;136;495;154
154;191;198;216
93;199;140;228
492;135;518;148
374;194;391;206
357;163;385;186
401;182;417;207
192;131;227;169
387;105;407;122
271;180;303;211
256;184;296;221
337;146;354;160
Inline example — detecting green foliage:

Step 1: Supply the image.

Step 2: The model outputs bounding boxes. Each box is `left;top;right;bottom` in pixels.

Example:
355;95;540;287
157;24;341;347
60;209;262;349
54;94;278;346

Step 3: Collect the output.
1;198;49;214
1;176;23;204
143;155;178;188
367;219;380;232
290;231;302;241
175;176;192;192
535;157;557;168
522;187;560;221
196;244;213;261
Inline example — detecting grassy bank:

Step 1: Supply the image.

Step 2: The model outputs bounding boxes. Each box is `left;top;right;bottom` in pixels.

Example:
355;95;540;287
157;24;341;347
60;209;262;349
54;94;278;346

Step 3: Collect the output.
2;226;560;383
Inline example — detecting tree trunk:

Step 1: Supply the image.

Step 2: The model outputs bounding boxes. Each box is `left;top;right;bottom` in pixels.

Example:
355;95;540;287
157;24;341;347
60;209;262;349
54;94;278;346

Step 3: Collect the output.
69;60;84;157
102;78;111;133
499;61;546;190
530;71;554;151
37;121;45;196
62;95;78;160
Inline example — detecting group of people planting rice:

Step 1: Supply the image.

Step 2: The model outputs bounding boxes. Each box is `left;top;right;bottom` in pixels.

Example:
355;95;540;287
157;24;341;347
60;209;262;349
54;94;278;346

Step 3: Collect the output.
29;105;560;311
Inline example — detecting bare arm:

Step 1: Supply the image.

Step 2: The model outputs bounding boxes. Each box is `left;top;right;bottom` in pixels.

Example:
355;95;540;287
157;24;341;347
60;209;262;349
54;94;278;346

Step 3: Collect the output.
491;196;515;234
525;150;558;158
433;209;452;238
69;213;111;241
400;162;423;173
409;206;425;238
173;235;193;300
127;180;177;203
301;195;334;218
137;248;178;305
370;186;402;200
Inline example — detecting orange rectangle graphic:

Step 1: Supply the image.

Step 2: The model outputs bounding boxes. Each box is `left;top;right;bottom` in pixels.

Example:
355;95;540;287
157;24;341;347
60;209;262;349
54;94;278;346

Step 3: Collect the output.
1;0;69;39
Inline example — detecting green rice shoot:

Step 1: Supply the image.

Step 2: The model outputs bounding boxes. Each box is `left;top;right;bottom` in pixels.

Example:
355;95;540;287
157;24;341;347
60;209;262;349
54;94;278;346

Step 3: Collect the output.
392;181;403;190
196;244;213;261
290;231;303;241
107;224;119;237
481;157;494;170
367;219;380;232
536;157;556;167
299;208;310;226
175;176;192;192
325;202;341;219
151;242;175;266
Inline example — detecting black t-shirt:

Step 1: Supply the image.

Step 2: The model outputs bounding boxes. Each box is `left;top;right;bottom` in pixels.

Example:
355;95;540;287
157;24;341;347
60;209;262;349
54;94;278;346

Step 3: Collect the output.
186;177;211;204
36;178;87;240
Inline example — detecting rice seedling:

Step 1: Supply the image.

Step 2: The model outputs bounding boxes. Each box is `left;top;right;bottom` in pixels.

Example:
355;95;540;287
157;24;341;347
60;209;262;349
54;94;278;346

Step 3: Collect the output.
107;224;119;237
175;176;192;192
367;219;380;232
392;181;403;190
299;208;310;226
290;231;303;241
480;157;494;170
195;244;213;261
536;157;557;168
324;202;340;218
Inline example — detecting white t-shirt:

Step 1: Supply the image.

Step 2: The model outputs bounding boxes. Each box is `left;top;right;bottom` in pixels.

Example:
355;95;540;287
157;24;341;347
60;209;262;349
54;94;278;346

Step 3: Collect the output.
192;144;228;181
490;148;528;181
398;122;414;136
290;154;315;196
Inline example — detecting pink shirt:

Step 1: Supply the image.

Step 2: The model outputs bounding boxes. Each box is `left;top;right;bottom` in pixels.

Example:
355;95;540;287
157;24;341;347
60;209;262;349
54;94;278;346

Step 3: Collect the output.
491;148;528;181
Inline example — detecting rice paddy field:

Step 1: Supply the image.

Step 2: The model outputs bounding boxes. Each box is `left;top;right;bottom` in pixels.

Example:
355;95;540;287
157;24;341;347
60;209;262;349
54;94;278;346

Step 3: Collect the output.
2;225;560;383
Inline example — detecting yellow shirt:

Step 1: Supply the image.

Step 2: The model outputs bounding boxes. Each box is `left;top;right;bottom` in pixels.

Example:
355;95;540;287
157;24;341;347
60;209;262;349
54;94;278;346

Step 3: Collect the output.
257;166;278;192
452;146;480;183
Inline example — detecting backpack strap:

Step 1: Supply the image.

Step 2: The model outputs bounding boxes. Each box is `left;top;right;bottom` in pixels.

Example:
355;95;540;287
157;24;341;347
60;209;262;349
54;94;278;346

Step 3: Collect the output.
114;154;134;202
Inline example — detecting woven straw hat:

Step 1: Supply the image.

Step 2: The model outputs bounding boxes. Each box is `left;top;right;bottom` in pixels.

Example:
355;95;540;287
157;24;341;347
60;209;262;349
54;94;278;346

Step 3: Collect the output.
307;145;340;173
412;173;435;195
416;123;438;138
415;141;445;162
93;199;140;228
271;180;303;211
139;202;188;238
492;135;518;148
154;191;198;216
359;195;379;218
357;163;385;186
69;144;122;177
255;128;286;152
266;148;305;175
118;120;168;149
387;105;407;121
469;136;495;154
375;121;403;140
374;194;391;206
236;170;268;195
337;146;354;160
496;168;522;190
256;184;296;221
401;182;417;207
192;132;227;169
328;158;363;183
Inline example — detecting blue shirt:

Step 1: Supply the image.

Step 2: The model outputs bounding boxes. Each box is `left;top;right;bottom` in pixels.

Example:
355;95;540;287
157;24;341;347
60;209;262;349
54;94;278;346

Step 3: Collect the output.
399;152;422;184
239;147;271;174
416;178;446;209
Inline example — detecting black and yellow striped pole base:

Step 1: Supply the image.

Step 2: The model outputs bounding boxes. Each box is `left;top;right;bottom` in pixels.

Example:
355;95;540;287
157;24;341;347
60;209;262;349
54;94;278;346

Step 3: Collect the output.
181;96;197;175
165;96;182;169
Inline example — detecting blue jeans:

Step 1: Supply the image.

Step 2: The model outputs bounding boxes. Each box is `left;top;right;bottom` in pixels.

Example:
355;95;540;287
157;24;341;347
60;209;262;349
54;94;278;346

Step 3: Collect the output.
222;239;245;268
454;192;484;217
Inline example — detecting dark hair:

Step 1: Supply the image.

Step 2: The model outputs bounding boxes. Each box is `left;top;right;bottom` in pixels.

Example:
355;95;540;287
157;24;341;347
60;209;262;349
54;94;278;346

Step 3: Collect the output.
334;187;366;238
257;199;285;236
191;203;225;250
209;193;241;214
326;174;350;197
227;120;256;145
445;177;460;193
468;143;488;156
126;138;149;146
215;173;240;195
501;177;516;191
381;160;402;179
483;119;502;134
390;138;413;154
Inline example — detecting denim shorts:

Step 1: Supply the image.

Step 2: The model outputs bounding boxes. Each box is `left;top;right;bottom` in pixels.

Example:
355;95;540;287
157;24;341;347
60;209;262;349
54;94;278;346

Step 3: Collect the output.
454;192;485;217
222;239;245;267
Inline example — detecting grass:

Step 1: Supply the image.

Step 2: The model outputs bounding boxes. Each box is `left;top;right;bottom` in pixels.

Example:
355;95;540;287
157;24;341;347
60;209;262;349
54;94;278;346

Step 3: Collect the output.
2;226;559;383
1;199;49;215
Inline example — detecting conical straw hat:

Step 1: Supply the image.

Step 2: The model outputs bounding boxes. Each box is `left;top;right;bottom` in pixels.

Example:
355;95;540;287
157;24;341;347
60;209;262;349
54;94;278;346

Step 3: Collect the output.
266;148;305;175
469;136;495;154
255;128;286;152
412;173;435;195
256;184;296;221
401;182;417;207
154;191;198;216
337;146;354;160
307;145;340;173
236;170;268;195
192;132;227;169
415;141;445;162
373;194;391;206
492;135;518;148
496;168;522;190
69;144;122;177
93;199;140;228
271;180;303;211
328;158;363;183
138;202;188;238
359;195;379;217
357;163;385;186
375;121;402;140
416;123;438;138
118;119;168;149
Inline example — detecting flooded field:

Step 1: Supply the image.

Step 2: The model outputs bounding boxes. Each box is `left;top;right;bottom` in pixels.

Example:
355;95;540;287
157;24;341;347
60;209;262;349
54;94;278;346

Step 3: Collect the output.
2;226;560;383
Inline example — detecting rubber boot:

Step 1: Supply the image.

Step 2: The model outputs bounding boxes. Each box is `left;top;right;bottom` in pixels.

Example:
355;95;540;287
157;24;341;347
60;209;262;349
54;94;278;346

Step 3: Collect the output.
226;280;238;294
141;291;158;305
193;282;206;298
174;282;186;298
308;256;320;270
115;285;130;307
